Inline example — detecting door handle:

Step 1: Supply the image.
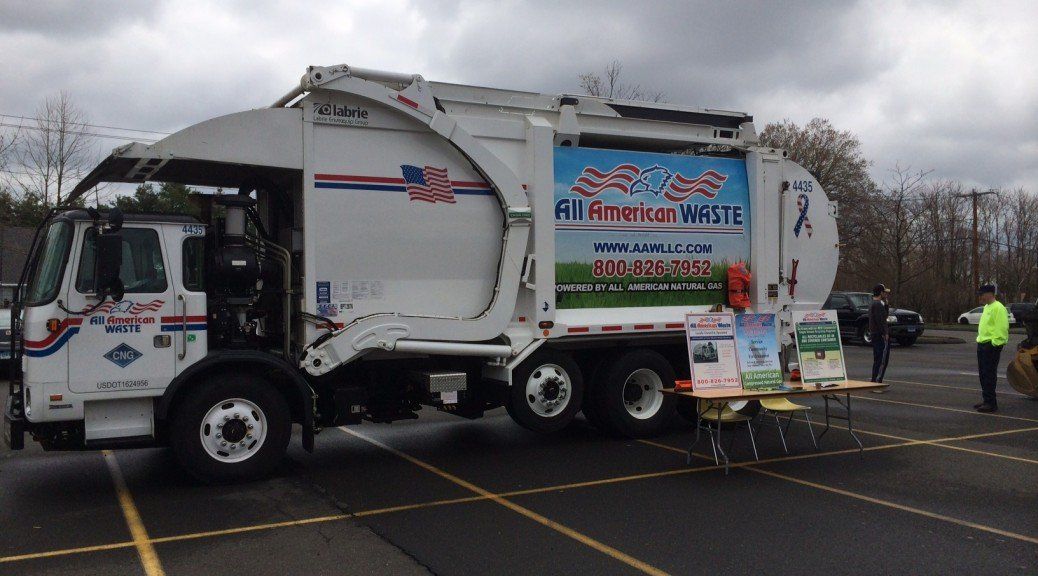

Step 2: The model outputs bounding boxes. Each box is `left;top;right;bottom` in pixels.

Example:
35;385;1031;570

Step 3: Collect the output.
177;294;187;360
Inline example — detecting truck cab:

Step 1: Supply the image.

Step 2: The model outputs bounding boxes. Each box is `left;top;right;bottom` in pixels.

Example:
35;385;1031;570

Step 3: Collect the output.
15;210;207;447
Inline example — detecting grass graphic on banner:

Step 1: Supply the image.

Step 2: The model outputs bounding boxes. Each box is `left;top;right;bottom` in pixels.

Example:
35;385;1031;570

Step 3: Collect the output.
556;260;731;308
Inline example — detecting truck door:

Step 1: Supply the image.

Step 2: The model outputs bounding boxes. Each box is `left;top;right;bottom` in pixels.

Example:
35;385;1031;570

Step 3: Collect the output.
164;224;208;374
65;225;177;394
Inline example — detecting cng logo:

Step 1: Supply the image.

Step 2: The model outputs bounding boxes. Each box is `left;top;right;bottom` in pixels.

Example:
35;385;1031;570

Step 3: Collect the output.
104;343;142;368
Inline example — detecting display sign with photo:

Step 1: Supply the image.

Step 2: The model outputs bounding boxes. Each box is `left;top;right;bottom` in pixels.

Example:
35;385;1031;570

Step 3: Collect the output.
685;312;742;390
734;314;784;390
792;310;847;385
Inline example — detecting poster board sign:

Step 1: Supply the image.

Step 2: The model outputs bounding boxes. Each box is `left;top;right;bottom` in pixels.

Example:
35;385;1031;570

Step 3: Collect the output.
734;314;784;391
553;146;751;309
685;312;742;390
792;310;847;385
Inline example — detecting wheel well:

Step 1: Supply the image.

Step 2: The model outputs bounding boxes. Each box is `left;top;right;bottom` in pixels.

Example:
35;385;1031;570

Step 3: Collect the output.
161;362;306;430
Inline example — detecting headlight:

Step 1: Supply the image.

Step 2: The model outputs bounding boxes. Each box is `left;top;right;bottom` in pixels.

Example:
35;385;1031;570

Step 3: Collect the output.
886;315;897;323
918;315;924;324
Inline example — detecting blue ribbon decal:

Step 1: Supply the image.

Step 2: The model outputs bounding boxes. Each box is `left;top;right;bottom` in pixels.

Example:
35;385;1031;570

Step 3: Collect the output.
793;193;811;238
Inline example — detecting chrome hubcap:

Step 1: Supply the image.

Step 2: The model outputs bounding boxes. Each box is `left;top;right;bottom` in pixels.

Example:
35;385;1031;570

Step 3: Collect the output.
525;364;572;417
200;398;267;462
623;369;664;420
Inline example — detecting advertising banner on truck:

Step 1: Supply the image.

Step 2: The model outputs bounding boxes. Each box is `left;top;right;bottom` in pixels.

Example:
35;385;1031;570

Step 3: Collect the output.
553;147;750;309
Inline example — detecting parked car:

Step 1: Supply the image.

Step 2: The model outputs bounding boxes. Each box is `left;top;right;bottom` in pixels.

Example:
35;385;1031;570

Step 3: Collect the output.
1007;302;1035;326
958;306;1016;325
0;309;11;366
824;291;925;346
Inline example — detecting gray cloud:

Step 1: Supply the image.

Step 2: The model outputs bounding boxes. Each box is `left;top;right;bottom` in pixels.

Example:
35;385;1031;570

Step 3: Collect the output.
0;0;1034;191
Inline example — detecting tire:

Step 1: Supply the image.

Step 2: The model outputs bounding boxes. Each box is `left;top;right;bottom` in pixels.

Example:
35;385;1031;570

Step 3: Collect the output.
959;317;969;325
898;337;917;347
589;349;676;438
508;350;583;433
580;357;612;433
170;373;291;483
856;323;874;346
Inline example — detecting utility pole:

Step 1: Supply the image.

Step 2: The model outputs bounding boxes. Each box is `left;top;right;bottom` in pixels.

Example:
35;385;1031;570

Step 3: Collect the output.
955;188;998;294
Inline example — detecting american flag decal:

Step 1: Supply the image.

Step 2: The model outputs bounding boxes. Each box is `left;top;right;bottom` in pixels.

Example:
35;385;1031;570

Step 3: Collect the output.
83;299;165;315
569;164;727;203
569;164;641;198
400;165;456;204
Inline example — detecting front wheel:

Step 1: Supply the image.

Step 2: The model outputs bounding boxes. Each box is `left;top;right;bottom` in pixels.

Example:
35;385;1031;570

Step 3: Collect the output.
170;373;291;483
959;317;969;325
507;350;583;433
857;323;873;345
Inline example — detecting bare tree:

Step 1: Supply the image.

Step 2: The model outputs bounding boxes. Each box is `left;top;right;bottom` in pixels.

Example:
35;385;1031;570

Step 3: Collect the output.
16;92;94;206
0;130;15;167
579;61;665;102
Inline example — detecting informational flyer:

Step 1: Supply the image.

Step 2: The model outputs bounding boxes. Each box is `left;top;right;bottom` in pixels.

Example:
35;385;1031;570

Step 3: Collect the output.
734;314;784;391
792;310;847;385
685;312;742;390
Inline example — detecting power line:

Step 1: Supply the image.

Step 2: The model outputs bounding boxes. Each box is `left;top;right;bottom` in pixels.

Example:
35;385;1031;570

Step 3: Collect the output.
0;122;158;143
0;113;170;136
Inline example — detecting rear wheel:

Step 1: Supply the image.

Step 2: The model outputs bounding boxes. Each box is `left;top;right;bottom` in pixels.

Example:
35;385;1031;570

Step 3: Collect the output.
508;350;583;433
170;373;291;483
590;349;676;438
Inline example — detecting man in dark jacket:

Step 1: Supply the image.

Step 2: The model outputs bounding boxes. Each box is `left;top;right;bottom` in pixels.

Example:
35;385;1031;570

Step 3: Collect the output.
869;283;891;389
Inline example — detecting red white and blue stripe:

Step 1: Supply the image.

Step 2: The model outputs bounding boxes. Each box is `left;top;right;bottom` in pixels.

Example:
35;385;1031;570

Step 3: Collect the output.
160;316;208;332
314;170;493;201
24;318;83;357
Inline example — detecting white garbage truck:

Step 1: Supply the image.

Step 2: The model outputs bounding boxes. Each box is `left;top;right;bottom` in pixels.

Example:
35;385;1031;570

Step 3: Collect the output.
3;64;839;481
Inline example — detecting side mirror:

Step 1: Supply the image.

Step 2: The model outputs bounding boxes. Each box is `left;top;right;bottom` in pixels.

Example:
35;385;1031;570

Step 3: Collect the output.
108;207;124;232
95;232;124;300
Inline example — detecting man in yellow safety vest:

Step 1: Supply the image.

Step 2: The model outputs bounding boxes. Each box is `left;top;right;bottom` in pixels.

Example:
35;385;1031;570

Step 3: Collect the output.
975;285;1009;412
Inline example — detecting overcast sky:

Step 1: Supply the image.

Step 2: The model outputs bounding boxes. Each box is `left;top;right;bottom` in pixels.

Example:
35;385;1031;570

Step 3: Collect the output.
1;0;1035;192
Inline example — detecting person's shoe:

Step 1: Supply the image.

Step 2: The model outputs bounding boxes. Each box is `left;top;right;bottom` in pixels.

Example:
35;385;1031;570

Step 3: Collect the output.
973;402;985;409
976;404;998;413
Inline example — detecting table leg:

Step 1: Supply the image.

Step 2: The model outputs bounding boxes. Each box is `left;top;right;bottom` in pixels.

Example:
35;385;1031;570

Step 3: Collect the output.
818;394;832;441
714;404;730;475
846;393;864;452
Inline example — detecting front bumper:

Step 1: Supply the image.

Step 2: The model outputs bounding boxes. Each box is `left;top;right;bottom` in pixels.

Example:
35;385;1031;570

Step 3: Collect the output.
890;324;925;339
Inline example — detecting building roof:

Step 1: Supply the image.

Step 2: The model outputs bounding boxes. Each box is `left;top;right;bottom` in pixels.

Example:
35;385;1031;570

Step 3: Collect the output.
0;225;36;286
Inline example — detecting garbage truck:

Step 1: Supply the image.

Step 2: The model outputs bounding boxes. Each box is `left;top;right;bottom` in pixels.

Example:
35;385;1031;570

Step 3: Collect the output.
3;64;839;481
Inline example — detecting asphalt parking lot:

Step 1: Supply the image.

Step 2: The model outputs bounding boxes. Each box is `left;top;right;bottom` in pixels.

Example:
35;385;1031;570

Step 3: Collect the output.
2;330;1036;575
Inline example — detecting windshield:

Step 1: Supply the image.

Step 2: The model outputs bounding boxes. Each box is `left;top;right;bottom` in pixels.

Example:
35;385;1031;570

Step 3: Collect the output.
25;221;74;306
846;293;872;308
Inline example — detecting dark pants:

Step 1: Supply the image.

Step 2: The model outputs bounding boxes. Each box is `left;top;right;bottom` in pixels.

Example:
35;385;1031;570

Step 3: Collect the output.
977;342;1003;406
871;335;890;383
